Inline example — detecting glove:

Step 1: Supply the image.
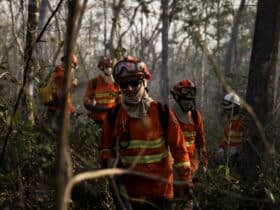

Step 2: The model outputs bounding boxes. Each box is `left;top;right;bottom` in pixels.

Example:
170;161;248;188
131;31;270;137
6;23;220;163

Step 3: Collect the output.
182;167;194;188
201;165;207;174
98;148;113;168
184;186;194;198
72;78;78;86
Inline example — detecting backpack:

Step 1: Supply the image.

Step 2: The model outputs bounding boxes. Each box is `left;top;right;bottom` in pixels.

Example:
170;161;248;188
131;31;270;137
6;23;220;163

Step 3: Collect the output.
92;78;97;91
191;109;198;125
38;72;55;104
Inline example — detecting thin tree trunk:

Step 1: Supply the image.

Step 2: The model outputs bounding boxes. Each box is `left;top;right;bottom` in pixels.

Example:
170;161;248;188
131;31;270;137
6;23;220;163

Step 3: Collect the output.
56;0;81;209
223;0;246;75
22;0;40;123
76;0;88;36
108;0;124;55
103;0;108;55
36;0;48;62
161;0;169;105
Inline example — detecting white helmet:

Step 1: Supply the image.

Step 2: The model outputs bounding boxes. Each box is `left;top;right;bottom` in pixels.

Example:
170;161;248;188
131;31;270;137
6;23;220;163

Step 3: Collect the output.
222;92;240;109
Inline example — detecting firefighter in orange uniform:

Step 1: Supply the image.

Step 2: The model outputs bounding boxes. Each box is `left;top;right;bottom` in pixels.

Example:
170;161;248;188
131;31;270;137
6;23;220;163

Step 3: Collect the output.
170;79;208;175
46;53;78;127
83;55;121;126
99;55;193;210
218;92;244;164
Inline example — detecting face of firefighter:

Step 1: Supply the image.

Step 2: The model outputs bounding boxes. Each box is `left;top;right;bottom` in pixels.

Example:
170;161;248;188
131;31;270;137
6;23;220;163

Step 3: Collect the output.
222;107;232;116
120;78;145;104
103;66;113;76
179;99;193;111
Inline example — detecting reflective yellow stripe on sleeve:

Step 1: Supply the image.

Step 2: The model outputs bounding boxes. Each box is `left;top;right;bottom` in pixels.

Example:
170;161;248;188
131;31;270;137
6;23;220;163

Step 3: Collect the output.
174;161;191;168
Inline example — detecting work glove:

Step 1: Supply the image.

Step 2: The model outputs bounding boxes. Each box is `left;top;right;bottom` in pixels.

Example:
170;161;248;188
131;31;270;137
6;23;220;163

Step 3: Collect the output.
201;165;207;174
184;186;194;199
92;99;96;106
98;148;114;168
100;159;115;169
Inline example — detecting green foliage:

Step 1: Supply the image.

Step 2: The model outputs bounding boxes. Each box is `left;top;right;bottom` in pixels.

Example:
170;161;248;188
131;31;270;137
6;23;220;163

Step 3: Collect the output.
187;157;280;210
70;113;101;172
113;47;127;61
0;107;114;209
69;114;115;210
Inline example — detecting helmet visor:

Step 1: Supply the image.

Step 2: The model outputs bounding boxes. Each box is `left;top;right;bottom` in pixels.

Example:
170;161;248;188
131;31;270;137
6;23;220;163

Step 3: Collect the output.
178;87;196;98
114;61;139;77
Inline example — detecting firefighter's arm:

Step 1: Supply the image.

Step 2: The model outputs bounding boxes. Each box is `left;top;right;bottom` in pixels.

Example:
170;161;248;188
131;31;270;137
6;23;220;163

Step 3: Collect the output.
98;119;115;168
83;80;96;111
166;110;193;188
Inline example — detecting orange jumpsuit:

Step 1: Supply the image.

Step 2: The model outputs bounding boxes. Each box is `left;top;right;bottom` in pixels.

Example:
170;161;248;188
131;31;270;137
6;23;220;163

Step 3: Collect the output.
46;65;75;114
100;101;192;200
178;110;208;174
219;115;244;151
84;75;121;123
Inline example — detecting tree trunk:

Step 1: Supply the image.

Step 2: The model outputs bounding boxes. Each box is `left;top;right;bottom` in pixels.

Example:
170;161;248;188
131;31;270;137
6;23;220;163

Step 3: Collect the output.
22;0;40;123
242;0;280;182
56;1;81;209
161;0;169;105
108;0;124;55
223;0;246;75
36;0;48;62
103;0;108;55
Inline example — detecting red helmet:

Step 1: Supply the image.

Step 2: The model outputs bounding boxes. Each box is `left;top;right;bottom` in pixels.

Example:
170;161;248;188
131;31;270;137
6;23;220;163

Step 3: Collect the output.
98;55;113;70
113;55;151;83
61;53;78;66
171;79;196;99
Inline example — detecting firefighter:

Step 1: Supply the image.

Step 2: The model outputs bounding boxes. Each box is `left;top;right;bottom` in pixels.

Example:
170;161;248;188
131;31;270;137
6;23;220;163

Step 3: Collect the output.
46;53;78;128
170;79;208;175
99;55;193;210
217;92;244;164
83;55;121;126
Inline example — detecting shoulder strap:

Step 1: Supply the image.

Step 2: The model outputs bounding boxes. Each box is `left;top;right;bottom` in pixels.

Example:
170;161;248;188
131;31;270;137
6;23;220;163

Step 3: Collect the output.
191;109;198;125
108;104;121;127
92;78;97;91
157;102;169;132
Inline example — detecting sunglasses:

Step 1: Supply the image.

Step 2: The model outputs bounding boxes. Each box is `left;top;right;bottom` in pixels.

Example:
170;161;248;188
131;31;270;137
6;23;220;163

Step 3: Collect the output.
178;87;196;98
119;79;141;89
